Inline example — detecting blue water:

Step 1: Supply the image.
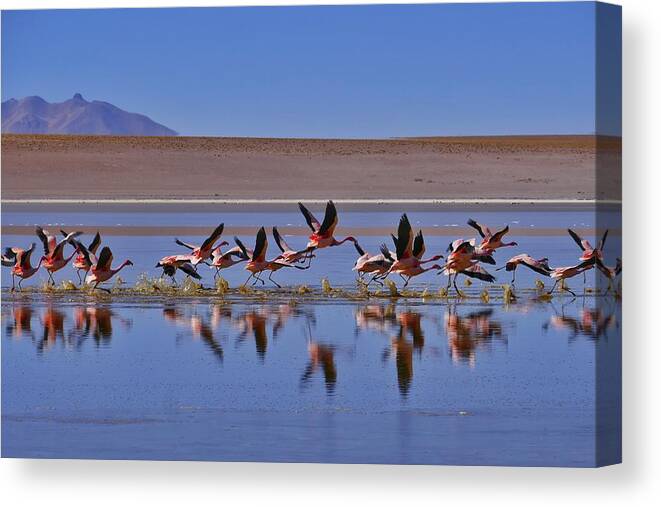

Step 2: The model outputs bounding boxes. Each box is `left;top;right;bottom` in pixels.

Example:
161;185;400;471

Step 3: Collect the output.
1;208;622;465
1;296;620;465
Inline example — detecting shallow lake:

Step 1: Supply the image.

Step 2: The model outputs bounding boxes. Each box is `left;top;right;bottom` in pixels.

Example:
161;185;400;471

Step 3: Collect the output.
1;205;622;465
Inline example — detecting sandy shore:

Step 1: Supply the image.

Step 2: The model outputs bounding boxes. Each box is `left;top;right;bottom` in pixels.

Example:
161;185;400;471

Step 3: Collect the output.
1;134;621;201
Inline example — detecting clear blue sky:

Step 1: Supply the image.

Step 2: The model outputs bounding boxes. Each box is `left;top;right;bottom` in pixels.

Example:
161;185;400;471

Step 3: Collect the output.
1;3;621;138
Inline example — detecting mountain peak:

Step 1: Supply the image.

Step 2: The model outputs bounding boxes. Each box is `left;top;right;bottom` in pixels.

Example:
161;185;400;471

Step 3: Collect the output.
1;94;177;136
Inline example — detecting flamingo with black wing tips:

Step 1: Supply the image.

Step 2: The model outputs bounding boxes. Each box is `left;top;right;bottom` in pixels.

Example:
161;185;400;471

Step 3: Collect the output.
352;242;394;286
467;219;518;253
36;226;82;285
156;254;202;284
298;200;359;258
440;240;496;294
209;245;249;279
175;223;226;266
86;246;133;293
235;227;310;288
595;257;622;293
272;226;315;265
497;254;551;286
567;228;611;286
4;243;42;291
383;214;443;288
61;230;102;284
547;259;595;297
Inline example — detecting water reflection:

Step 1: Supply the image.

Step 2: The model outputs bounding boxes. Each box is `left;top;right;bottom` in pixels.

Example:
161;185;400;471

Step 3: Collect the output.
2;299;619;399
544;303;619;342
5;305;35;340
445;308;507;367
163;306;224;362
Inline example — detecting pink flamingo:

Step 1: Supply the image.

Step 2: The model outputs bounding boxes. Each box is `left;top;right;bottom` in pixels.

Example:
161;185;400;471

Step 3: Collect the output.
4;243;43;291
383;214;443;288
61;230;102;284
156;254;202;284
352;242;394;286
547;260;594;297
568;228;610;285
36;227;82;285
85;246;133;293
273;226;316;265
440;240;496;294
209;244;249;279
497;254;551;285
235;227;310;288
467;219;518;253
298;201;358;256
175;223;226;266
595;257;622;293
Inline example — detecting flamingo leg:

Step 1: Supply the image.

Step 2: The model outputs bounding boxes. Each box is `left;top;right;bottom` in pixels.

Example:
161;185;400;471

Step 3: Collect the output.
242;273;254;287
11;274;16;292
402;275;411;289
18;277;24;290
547;280;559;295
511;269;516;287
93;282;111;294
214;268;220;280
453;275;462;296
48;271;55;285
76;269;82;285
268;271;282;288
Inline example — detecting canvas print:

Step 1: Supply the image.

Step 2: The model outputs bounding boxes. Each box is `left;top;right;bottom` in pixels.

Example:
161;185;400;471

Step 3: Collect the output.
1;2;621;466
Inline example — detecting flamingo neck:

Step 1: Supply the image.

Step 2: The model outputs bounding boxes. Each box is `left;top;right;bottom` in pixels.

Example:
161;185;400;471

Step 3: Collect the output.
112;260;132;274
335;236;356;246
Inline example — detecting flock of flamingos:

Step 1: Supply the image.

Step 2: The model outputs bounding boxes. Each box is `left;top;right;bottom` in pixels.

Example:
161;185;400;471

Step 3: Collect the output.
2;200;621;296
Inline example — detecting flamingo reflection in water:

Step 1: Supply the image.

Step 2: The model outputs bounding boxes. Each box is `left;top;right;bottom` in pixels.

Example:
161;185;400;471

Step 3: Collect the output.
37;307;67;353
5;305;35;340
70;307;132;348
163;306;225;363
445;308;506;367
300;323;337;395
544;304;618;342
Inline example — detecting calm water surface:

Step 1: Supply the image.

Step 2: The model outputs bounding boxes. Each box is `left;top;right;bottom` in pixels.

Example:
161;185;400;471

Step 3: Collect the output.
1;207;621;465
1;295;620;465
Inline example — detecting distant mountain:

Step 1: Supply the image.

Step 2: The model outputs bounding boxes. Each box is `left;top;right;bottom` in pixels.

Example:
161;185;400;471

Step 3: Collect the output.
1;93;177;136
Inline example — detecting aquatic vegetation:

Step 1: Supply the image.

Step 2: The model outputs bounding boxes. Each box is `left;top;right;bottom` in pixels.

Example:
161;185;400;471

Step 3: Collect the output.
438;287;449;298
480;288;490;303
60;280;78;291
215;276;230;295
502;284;515;303
385;279;399;297
297;285;311;295
321;278;333;294
535;279;545;291
464;278;472;287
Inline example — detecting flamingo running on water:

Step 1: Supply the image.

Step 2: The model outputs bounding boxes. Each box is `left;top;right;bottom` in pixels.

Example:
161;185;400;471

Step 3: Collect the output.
567;228;609;285
595;257;622;293
272;226;315;265
4;243;42;291
352;242;394;286
85;246;133;293
382;214;443;288
496;254;551;286
440;240;496;294
547;259;595;297
36;227;82;285
467;219;518;253
235;227;310;288
298;201;358;259
209;244;250;279
156;254;202;284
61;230;102;284
175;223;226;266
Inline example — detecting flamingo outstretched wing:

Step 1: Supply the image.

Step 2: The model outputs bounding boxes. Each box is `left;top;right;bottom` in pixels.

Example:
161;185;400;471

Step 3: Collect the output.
317;200;338;236
412;230;425;259
298;203;321;232
201;223;225;251
272;226;292;253
96;247;113;271
395;214;413;260
567;229;592;251
467;219;490;239
253;227;268;262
